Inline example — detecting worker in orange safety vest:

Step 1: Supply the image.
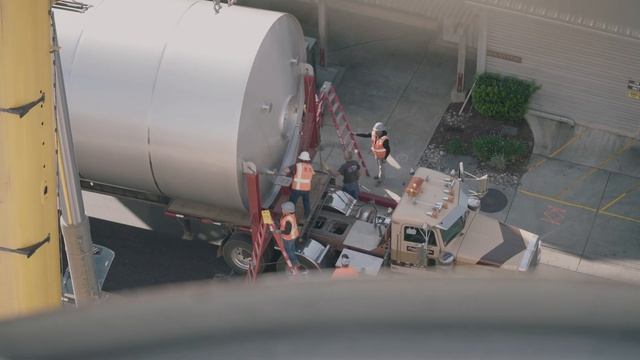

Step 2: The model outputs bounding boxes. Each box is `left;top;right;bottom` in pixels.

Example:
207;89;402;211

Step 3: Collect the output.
356;122;390;186
276;201;301;269
286;151;315;219
332;253;360;279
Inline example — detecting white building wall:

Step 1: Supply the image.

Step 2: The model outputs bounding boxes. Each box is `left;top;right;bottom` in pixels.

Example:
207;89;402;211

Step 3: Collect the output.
484;12;640;137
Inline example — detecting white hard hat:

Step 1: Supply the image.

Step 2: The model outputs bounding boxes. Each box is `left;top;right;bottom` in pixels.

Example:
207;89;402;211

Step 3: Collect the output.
373;122;385;132
298;151;311;161
281;201;296;214
340;253;351;267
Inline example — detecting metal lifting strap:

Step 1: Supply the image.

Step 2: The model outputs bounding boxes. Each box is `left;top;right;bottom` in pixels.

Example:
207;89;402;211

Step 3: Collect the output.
0;92;45;118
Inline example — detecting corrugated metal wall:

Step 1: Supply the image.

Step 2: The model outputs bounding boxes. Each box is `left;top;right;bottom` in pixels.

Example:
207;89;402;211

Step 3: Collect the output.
485;12;640;137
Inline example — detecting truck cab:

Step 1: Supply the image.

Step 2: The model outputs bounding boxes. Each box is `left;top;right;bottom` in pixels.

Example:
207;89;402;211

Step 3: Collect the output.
390;168;540;272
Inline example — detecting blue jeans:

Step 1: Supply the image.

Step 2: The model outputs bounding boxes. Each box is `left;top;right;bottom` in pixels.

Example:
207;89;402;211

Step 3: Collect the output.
342;182;360;200
289;190;310;218
283;239;300;266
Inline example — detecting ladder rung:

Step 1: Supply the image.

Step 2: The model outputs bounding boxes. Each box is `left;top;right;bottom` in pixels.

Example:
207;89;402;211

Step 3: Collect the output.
326;84;371;177
337;123;349;137
344;142;354;152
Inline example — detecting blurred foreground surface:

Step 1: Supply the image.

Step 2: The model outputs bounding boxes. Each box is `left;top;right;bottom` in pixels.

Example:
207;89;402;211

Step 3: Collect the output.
1;276;640;359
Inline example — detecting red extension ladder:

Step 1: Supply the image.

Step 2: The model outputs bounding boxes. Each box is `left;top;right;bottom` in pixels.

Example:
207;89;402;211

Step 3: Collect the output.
317;82;371;177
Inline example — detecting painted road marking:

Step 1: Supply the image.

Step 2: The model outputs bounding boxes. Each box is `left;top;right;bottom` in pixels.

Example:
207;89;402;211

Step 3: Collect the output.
528;128;587;171
541;205;567;225
518;189;597;212
600;211;640;225
518;188;640;225
555;138;637;199
599;181;640;213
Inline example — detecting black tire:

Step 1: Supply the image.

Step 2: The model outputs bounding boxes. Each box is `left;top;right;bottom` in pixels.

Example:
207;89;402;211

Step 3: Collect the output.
222;233;272;274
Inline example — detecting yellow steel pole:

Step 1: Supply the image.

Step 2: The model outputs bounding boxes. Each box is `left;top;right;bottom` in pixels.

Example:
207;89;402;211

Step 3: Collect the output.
0;0;61;320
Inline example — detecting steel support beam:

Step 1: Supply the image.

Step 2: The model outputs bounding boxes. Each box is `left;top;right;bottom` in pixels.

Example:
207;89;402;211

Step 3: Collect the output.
476;9;488;74
317;0;328;67
452;25;468;102
0;0;61;320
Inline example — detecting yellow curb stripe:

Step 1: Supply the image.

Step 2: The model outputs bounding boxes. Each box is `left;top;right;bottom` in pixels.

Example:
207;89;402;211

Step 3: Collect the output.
518;189;640;224
517;189;597;212
555;167;601;199
600;211;640;225
556;138;637;199
599;182;640;212
600;193;627;212
528;158;547;171
549;129;587;158
528;128;587;171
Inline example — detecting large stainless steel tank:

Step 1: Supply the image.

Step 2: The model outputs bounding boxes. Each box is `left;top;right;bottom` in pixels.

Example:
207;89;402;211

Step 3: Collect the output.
55;0;306;213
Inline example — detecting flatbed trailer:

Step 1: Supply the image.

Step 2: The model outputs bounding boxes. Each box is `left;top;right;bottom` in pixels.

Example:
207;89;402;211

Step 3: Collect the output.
164;170;338;274
79;70;540;278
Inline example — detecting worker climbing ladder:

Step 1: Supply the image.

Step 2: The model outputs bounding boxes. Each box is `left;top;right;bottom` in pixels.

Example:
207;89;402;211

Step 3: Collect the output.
244;163;297;282
247;210;298;282
317;82;371;177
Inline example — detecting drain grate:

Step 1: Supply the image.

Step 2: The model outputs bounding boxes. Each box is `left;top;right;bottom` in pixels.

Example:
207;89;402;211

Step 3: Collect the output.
480;188;508;213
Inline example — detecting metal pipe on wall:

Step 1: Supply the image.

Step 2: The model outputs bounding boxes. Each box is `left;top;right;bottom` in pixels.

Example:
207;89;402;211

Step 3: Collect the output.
52;13;100;306
476;9;488;74
318;0;328;66
452;24;468;102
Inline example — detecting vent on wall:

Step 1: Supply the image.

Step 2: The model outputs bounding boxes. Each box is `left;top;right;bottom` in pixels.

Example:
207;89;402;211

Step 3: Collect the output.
53;1;92;13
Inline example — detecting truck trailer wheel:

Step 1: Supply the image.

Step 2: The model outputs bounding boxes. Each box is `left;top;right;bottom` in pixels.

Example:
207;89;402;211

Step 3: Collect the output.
222;233;272;274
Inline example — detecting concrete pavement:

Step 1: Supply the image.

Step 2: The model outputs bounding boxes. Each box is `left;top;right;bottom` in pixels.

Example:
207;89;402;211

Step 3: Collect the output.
503;124;640;285
316;23;470;203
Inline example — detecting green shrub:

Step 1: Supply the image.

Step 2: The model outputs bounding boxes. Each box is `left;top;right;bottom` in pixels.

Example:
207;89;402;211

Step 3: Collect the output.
472;73;539;124
446;138;468;155
502;138;527;160
472;135;502;162
488;154;507;171
472;135;526;164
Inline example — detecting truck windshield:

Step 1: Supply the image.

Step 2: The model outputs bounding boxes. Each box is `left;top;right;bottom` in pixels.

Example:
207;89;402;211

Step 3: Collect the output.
441;215;466;245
